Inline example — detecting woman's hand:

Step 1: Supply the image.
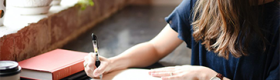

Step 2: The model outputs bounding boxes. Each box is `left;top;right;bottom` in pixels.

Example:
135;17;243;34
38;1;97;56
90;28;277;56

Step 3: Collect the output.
148;65;218;80
83;53;113;78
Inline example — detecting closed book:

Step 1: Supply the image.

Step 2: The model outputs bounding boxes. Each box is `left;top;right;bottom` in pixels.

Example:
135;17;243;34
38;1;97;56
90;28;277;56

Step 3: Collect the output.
21;76;40;80
18;49;88;80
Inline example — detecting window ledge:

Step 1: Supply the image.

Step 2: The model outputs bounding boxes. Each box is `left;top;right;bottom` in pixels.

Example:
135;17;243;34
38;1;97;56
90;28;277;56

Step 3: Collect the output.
0;5;68;37
0;0;127;61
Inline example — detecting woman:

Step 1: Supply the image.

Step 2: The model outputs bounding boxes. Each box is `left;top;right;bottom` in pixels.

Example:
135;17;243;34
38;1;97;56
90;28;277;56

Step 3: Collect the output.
84;0;279;79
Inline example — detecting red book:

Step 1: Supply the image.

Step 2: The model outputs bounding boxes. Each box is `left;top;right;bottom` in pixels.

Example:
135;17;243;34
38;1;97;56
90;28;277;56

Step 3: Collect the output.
18;49;88;80
21;76;40;80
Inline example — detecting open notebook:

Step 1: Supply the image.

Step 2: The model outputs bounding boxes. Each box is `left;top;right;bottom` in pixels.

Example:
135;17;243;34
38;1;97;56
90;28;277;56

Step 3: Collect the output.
91;68;161;80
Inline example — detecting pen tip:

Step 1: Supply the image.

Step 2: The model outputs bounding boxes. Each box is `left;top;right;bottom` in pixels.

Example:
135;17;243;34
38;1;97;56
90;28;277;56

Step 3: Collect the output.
92;33;97;40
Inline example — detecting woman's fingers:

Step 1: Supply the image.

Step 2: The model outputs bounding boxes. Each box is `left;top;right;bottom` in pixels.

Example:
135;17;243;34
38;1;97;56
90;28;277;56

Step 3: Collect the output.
87;53;97;69
84;52;111;78
149;67;175;75
161;74;182;80
150;72;174;77
84;53;99;78
83;56;88;67
148;67;178;78
84;65;93;77
84;53;94;68
149;65;216;80
93;59;110;77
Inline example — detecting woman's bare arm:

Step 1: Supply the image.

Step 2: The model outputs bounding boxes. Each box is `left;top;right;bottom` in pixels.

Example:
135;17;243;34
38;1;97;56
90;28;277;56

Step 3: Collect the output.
110;24;183;69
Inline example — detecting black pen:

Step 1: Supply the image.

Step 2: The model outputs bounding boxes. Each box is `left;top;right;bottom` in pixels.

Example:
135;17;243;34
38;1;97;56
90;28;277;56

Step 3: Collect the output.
91;33;102;79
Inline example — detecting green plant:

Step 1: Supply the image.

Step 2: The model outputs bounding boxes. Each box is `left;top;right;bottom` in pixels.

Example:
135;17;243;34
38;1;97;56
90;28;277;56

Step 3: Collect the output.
76;0;94;10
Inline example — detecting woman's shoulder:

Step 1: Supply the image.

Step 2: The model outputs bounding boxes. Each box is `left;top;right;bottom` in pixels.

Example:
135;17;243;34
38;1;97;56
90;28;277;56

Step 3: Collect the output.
173;0;197;16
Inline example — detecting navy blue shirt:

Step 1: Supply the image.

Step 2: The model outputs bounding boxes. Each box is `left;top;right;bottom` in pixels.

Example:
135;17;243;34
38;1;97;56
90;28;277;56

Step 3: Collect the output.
165;0;279;80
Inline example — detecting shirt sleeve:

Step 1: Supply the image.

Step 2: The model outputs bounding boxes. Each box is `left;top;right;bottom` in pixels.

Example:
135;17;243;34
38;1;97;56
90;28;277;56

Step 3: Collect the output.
165;0;196;48
265;15;279;80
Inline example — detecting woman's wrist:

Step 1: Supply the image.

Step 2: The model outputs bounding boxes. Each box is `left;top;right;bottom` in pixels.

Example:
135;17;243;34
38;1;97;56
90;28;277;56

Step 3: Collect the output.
198;66;219;80
108;56;130;70
198;66;230;80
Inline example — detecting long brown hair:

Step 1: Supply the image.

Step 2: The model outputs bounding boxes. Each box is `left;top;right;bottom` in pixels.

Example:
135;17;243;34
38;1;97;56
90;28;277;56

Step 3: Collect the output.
192;0;266;59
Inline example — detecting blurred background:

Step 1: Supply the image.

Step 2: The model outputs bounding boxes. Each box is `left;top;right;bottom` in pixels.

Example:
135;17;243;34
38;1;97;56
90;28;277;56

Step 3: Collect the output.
0;0;191;66
0;0;193;79
62;0;192;66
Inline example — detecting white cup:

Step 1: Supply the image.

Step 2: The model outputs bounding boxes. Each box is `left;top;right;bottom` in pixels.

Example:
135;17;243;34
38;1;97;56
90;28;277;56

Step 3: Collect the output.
0;61;21;80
